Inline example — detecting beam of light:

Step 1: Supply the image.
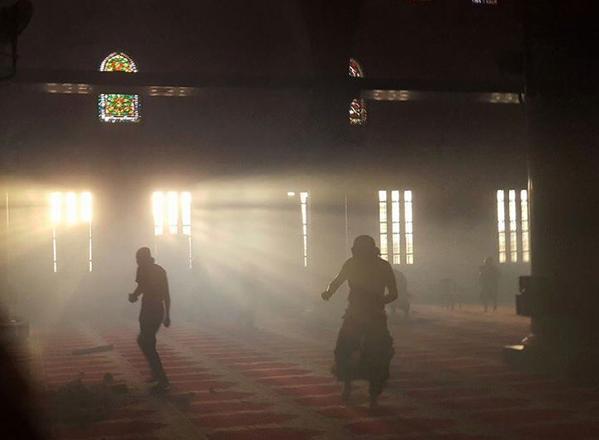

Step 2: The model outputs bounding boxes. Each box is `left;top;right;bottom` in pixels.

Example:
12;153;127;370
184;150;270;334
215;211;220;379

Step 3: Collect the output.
152;191;165;236
391;190;401;265
300;192;309;267
287;191;296;197
378;190;388;261
167;191;179;234
497;190;506;263
509;189;518;262
521;189;530;263
50;192;62;225
404;190;414;265
66;192;77;225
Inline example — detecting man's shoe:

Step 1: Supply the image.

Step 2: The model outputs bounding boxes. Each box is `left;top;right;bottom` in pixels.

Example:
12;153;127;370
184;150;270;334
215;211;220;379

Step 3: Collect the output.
150;381;170;394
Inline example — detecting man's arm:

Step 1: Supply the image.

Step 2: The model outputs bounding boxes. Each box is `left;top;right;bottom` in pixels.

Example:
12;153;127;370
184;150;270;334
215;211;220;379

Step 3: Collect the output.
384;266;399;305
322;262;349;301
129;267;143;303
129;284;142;303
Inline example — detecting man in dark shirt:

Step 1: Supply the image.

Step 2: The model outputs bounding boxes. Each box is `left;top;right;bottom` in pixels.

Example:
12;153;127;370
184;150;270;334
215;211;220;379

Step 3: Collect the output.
129;247;171;390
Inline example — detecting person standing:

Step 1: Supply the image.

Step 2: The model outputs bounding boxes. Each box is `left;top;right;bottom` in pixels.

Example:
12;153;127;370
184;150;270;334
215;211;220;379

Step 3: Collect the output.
479;256;500;312
321;235;405;409
129;247;171;391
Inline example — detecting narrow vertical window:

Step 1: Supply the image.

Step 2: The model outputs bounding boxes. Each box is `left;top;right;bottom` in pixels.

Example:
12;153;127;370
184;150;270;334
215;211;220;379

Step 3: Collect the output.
80;192;93;272
288;191;310;267
497;190;507;263
497;188;529;264
520;189;530;263
50;192;62;273
379;190;414;264
378;190;388;261
300;192;309;267
509;189;518;262
391;190;401;264
181;192;192;236
66;192;77;225
181;192;192;268
404;190;414;265
167;191;179;234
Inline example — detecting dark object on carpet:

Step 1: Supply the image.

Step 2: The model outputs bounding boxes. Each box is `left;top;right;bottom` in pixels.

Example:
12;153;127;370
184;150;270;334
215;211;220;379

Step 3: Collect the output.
71;344;114;355
47;377;130;426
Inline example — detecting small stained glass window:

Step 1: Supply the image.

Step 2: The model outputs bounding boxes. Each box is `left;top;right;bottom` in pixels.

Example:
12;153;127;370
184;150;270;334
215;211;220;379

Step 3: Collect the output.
98;52;140;123
98;94;140;123
349;58;367;126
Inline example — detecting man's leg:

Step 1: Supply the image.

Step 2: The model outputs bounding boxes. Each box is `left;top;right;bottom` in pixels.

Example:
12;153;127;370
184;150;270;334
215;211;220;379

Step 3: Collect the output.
364;318;394;409
334;318;360;401
138;318;168;386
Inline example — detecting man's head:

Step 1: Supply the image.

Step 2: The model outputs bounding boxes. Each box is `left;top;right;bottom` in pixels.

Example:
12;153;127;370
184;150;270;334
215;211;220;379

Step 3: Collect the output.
351;235;379;259
484;256;494;266
136;247;154;266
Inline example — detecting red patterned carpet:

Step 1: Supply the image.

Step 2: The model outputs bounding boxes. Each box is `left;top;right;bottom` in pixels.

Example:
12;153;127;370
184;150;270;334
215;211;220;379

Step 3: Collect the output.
21;305;599;439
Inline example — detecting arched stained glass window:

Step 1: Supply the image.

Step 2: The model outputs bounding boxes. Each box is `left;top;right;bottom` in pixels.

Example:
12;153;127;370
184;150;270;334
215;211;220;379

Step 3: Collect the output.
98;52;140;123
100;52;138;73
349;58;367;126
349;58;364;78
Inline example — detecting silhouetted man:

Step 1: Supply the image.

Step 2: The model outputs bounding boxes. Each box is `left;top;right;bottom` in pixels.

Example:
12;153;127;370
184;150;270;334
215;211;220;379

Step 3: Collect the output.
322;235;407;409
129;247;170;391
479;256;499;312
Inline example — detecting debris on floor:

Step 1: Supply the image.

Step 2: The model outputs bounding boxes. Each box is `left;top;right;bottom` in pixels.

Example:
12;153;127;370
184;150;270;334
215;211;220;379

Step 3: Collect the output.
71;344;114;356
45;374;130;427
